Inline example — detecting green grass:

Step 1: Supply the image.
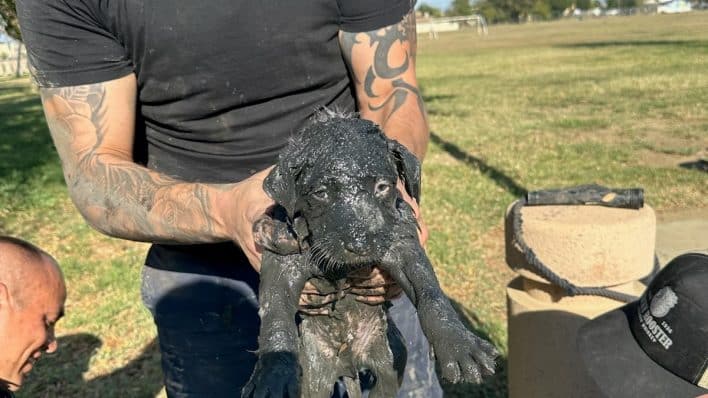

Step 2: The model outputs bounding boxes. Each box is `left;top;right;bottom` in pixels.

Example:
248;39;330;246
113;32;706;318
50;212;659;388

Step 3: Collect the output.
2;11;707;398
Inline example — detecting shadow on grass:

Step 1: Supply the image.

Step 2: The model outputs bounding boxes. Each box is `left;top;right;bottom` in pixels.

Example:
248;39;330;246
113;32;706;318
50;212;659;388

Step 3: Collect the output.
443;299;507;398
18;333;163;398
556;39;708;48
0;83;31;92
0;85;59;181
679;159;707;173
423;94;457;103
430;132;527;198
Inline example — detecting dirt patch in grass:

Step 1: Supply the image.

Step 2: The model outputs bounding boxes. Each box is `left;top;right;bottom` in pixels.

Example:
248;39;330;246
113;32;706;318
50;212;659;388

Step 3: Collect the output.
639;148;707;169
634;127;706;152
634;128;706;169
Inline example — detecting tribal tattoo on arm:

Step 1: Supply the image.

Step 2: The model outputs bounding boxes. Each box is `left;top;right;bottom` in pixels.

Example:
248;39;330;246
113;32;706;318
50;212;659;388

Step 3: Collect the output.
41;77;234;244
340;9;429;158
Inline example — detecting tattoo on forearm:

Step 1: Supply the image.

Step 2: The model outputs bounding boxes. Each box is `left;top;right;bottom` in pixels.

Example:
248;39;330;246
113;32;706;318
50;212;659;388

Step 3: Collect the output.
41;84;221;243
341;10;424;123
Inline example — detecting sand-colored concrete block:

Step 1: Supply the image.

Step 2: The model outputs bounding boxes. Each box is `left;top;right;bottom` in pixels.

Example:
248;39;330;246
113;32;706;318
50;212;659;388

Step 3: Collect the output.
505;201;656;286
507;277;646;398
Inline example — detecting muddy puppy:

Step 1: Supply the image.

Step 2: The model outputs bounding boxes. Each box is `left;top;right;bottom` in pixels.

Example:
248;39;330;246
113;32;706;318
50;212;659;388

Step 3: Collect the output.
242;112;498;398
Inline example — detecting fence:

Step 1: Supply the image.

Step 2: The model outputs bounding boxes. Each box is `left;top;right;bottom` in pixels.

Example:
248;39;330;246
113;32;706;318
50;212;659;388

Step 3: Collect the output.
0;42;28;77
417;15;488;39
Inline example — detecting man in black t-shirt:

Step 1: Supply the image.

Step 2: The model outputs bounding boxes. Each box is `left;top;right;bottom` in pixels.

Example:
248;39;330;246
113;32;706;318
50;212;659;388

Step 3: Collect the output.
0;237;66;396
16;1;442;396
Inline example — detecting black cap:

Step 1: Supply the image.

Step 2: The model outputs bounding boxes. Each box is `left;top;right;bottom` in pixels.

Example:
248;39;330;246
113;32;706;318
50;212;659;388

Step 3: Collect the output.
578;252;708;397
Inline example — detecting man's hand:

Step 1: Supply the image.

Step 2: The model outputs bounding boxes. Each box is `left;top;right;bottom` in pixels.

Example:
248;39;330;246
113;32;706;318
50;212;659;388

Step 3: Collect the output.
222;167;275;271
397;180;428;247
348;266;402;304
298;281;343;315
298;267;402;315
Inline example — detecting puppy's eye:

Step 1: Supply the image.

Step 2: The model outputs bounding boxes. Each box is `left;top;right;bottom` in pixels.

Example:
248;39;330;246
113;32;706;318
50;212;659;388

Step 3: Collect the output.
375;181;392;196
311;188;328;201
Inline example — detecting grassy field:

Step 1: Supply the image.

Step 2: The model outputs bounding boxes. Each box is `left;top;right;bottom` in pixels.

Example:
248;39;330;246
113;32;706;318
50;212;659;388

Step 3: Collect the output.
1;11;707;398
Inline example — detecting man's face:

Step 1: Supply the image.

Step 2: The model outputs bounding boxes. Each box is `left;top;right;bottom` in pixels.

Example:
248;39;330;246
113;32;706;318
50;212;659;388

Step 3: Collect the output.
0;257;66;391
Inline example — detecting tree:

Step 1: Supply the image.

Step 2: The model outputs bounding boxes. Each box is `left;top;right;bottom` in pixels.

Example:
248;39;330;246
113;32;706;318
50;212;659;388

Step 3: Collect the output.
607;0;641;8
417;3;443;17
531;0;552;19
477;0;544;22
548;0;576;16
576;0;593;9
0;0;20;41
477;2;510;23
448;0;473;16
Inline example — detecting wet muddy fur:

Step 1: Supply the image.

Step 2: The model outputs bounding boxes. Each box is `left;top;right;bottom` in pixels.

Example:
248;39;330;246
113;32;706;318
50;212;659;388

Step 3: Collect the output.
243;112;498;398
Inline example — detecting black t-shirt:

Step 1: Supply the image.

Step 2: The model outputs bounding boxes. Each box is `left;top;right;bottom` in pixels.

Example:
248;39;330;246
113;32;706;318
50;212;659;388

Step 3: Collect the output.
18;0;411;183
18;0;411;268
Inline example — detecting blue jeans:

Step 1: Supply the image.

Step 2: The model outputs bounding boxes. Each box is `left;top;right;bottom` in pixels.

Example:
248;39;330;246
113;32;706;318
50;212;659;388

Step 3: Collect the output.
141;243;442;398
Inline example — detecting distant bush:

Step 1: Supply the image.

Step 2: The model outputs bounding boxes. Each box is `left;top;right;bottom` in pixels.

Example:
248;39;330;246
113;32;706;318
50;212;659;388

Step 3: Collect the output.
0;0;21;41
418;3;443;17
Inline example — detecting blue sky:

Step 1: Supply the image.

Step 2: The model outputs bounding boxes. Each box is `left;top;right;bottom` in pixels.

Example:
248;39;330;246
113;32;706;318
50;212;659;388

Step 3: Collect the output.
417;0;453;11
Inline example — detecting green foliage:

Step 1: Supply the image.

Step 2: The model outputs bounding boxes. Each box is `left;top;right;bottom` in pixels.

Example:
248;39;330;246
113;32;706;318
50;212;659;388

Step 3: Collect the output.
548;0;573;9
0;0;20;41
476;2;508;23
476;0;548;22
476;0;642;23
607;0;642;8
547;0;592;16
577;0;594;9
448;0;473;16
532;0;552;19
418;3;444;17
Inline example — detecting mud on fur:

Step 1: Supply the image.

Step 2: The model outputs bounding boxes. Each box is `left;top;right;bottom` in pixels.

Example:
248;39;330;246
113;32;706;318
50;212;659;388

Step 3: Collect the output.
243;110;498;398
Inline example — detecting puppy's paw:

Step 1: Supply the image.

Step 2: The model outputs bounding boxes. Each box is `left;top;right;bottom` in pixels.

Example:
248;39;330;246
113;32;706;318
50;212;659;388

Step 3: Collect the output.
433;326;498;384
242;352;301;398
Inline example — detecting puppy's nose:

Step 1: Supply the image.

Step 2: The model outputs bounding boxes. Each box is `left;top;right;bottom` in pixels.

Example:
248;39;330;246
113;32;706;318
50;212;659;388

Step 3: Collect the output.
344;241;369;255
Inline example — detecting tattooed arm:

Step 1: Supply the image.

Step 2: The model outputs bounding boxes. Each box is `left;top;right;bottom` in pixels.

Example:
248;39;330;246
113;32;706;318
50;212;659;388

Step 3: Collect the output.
40;74;271;268
339;8;429;160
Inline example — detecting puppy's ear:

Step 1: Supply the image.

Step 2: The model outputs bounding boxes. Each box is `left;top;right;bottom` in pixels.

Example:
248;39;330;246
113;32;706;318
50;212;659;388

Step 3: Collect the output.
388;139;421;202
263;165;298;219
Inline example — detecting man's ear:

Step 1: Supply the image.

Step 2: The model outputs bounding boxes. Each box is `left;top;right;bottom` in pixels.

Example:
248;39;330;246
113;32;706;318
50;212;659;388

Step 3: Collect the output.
263;165;298;219
388;139;422;202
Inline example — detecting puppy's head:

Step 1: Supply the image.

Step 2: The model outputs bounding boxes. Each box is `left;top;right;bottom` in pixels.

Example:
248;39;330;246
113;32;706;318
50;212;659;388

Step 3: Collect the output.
264;112;420;270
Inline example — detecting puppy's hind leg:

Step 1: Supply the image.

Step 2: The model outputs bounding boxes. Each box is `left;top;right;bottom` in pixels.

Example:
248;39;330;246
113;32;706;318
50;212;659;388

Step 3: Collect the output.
351;306;405;398
342;376;363;398
299;316;346;398
362;320;406;398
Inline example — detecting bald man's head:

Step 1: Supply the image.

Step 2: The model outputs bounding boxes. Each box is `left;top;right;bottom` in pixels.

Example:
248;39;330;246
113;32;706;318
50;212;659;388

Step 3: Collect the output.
0;236;66;391
0;236;63;308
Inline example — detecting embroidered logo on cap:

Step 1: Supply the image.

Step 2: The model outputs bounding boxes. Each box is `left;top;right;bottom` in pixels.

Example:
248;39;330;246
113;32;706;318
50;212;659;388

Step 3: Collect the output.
638;294;674;350
650;287;679;318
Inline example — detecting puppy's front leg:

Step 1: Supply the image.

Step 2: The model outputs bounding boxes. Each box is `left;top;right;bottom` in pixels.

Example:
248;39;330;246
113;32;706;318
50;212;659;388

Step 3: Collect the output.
242;251;311;398
380;241;498;385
